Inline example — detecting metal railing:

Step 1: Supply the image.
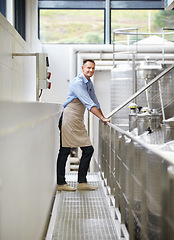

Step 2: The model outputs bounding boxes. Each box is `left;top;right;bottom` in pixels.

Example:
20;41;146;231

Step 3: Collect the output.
99;28;174;239
98;121;174;240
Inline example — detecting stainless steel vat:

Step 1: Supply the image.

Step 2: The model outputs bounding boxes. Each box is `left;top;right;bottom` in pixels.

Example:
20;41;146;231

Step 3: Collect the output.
137;111;151;135
160;69;174;119
163;117;174;143
129;103;138;132
111;63;134;128
124;136;144;240
125;129;165;239
136;60;163;109
137;109;162;135
147;140;174;239
147;146;163;240
150;109;162;131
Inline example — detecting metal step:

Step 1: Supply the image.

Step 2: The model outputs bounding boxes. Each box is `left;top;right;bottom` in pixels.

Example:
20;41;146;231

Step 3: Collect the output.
69;157;80;171
70;165;79;170
69;157;80;164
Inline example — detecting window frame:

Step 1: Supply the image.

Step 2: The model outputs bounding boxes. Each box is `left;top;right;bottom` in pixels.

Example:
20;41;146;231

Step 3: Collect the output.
38;0;164;44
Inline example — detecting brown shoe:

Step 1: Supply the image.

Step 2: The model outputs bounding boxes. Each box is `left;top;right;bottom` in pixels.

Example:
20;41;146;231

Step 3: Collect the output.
57;184;76;191
77;183;98;191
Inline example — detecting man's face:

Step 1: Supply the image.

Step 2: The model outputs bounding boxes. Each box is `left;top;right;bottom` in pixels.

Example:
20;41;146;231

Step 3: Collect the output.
82;61;95;80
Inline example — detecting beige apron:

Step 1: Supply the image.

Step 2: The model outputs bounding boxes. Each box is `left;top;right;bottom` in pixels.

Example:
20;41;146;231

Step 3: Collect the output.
62;98;92;147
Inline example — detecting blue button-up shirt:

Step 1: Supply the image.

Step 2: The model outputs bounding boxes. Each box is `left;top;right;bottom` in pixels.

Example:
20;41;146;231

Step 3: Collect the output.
63;73;100;111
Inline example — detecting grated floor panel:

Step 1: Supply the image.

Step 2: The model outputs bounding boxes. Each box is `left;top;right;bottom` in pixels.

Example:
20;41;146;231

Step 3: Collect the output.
52;173;118;240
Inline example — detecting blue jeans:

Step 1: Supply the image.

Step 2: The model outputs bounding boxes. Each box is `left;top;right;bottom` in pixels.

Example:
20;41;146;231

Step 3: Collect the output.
57;113;94;185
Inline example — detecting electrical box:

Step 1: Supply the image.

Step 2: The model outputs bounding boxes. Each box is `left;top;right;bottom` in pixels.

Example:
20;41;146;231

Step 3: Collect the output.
37;53;51;90
38;53;48;80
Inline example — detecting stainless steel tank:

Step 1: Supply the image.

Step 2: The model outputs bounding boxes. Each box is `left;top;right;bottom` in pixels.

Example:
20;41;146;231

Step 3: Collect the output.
160;68;174;119
124;136;144;240
111;63;134;128
150;109;162;131
125;129;164;240
137;108;162;135
147;147;162;240
147;140;174;240
137;110;151;135
136;60;163;110
129;103;138;132
163;117;174;143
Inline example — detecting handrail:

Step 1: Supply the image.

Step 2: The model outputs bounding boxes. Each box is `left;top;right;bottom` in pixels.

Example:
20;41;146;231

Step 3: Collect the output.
107;64;174;118
107;122;174;165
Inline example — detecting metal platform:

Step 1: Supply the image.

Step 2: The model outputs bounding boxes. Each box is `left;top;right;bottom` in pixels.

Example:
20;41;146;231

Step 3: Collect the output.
46;173;119;240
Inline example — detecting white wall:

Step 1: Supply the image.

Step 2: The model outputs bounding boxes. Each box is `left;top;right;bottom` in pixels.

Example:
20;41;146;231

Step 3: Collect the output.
0;1;62;239
0;101;62;240
0;0;43;102
0;13;37;101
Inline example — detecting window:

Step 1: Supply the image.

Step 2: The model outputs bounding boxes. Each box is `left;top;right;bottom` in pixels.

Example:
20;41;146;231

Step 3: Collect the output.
0;0;6;17
39;9;104;44
111;10;174;43
38;1;164;44
15;0;25;40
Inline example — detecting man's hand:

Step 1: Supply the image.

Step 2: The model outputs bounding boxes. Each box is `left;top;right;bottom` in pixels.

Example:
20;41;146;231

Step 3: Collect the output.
101;117;110;125
90;106;110;124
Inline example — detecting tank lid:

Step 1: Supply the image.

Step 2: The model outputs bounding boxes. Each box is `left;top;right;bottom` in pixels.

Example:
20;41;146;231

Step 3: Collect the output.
142;107;149;113
129;103;137;109
137;60;163;70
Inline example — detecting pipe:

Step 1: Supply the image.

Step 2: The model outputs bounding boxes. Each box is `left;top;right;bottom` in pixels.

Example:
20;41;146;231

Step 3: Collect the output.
97;60;174;66
70;42;174;77
77;52;174;61
95;66;113;71
94;60;113;65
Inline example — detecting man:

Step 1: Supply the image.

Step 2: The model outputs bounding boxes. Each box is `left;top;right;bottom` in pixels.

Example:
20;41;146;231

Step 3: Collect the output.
57;59;110;191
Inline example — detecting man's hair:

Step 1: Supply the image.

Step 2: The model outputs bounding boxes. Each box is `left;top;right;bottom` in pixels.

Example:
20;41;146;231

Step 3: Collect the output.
83;59;95;65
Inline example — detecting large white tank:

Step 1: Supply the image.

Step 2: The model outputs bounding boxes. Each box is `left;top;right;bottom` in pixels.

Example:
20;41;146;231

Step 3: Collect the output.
111;63;134;129
136;60;163;110
160;68;174;119
136;60;174;120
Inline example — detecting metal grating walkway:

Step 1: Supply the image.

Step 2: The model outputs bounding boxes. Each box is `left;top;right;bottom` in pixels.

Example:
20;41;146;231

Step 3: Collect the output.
48;173;118;240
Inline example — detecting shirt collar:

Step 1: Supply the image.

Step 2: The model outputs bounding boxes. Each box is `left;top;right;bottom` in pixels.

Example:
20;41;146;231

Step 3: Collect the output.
80;73;91;84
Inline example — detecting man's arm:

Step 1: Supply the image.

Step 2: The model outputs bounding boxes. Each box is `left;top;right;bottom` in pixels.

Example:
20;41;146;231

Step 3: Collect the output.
90;106;110;124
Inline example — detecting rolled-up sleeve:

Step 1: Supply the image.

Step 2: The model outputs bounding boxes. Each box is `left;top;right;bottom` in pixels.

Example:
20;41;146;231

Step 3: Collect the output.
90;85;100;109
